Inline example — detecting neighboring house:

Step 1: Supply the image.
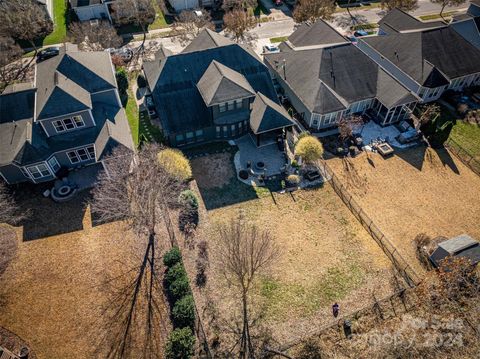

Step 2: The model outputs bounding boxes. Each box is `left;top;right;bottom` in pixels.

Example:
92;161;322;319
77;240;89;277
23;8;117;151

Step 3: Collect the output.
378;8;445;35
357;26;480;103
264;20;419;132
429;234;480;268
168;0;214;12
143;29;294;147
70;0;113;22
0;44;134;185
450;2;480;50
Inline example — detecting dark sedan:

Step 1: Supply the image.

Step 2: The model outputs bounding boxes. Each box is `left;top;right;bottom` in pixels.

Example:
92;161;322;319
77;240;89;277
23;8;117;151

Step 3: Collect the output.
36;47;60;62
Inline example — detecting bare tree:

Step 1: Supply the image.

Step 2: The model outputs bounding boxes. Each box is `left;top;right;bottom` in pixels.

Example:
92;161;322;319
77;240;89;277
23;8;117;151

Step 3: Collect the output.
0;36;23;91
381;0;419;11
92;144;185;358
293;0;336;23
0;182;24;225
338;115;364;142
0;0;53;57
223;8;257;42
414;103;440;130
172;10;214;46
112;0;155;51
217;215;279;359
429;0;466;20
69;21;123;51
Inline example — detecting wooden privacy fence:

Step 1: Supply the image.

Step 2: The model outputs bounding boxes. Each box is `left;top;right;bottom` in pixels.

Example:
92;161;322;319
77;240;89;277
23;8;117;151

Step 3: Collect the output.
322;163;421;288
444;137;480;176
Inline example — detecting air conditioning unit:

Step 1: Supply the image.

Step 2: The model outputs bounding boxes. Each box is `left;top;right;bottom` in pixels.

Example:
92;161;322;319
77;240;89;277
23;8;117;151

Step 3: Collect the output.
90;19;99;26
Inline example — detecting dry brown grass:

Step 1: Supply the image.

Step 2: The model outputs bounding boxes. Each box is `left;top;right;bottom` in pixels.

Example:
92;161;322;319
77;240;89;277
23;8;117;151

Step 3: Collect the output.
190;153;235;189
182;176;398;352
0;193;171;359
327;147;480;275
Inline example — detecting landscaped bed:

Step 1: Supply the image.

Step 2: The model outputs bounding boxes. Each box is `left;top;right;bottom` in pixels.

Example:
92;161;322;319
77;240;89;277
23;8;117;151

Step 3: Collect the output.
327;147;480;275
181;169;397;351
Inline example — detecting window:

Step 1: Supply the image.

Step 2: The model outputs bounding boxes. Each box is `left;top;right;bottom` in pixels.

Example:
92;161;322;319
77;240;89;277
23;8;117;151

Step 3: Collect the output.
64;118;75;130
73;116;85;128
52;116;86;133
227;101;235;111
219;103;227;112
195;129;203;137
223;126;228;137
216;126;221;138
235;99;243;109
312;119;318;126
53;120;66;132
27;163;51;179
67;146;96;164
47;157;60;172
186;132;194;143
175;134;184;142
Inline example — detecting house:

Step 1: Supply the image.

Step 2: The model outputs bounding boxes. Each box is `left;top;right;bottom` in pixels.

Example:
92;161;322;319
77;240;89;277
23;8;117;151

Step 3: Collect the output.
70;0;113;22
450;1;480;50
264;20;419;132
378;8;445;35
0;44;134;185
429;234;480;268
357;26;480;103
168;0;214;13
142;29;294;147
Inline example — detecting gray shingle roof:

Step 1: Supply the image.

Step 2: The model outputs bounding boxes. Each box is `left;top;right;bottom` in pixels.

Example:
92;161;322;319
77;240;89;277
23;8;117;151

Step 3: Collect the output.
379;8;445;34
197;60;255;106
362;27;480;87
144;34;278;134
288;19;348;48
250;92;294;134
182;28;234;53
70;0;103;7
451;16;480;49
35;46;116;120
265;43;416;114
0;47;133;168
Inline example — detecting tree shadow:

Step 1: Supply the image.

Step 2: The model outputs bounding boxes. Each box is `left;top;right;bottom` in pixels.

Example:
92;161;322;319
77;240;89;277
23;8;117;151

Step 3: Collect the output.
14;183;89;241
335;13;368;30
92;233;170;359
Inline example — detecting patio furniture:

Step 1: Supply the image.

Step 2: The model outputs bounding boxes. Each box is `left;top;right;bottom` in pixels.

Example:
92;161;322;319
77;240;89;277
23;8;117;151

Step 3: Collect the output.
376;142;394;157
256;161;265;170
239;170;249;180
304;170;321;182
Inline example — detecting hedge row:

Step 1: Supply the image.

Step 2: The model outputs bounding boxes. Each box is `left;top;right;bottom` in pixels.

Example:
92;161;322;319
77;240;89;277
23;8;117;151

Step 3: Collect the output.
164;247;196;359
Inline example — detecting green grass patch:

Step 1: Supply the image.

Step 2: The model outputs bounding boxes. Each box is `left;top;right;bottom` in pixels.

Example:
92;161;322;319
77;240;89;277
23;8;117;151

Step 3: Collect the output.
270;36;288;43
116;0;172;35
351;23;379;31
258;264;365;320
125;88;140;147
449;121;480;159
139;110;165;144
419;11;456;21
43;0;69;46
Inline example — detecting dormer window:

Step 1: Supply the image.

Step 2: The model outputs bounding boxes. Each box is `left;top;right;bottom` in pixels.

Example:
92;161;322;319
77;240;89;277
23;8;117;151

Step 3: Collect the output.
53;115;85;133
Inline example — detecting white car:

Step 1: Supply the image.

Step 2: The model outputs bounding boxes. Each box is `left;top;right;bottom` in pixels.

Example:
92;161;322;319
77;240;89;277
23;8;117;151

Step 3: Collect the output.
263;44;280;54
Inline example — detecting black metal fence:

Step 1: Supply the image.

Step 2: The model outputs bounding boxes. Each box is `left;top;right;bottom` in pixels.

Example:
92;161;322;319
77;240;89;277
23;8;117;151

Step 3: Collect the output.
322;163;421;288
444;137;480;176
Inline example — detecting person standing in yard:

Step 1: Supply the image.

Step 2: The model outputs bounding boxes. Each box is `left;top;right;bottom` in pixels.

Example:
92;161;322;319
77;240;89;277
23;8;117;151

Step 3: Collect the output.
332;303;339;318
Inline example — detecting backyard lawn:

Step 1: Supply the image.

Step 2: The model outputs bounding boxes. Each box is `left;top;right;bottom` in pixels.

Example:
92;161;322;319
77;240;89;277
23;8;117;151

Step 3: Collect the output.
327;147;480;275
0;188;171;358
184;153;397;349
449;121;480;160
43;0;68;46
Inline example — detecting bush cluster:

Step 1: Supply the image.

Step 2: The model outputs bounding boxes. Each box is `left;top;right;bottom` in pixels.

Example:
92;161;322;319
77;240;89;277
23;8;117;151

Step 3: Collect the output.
178;190;199;233
163;247;196;358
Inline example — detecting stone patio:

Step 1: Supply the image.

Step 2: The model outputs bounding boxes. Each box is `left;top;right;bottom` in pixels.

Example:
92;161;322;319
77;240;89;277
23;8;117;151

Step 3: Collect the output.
66;163;104;190
235;135;287;177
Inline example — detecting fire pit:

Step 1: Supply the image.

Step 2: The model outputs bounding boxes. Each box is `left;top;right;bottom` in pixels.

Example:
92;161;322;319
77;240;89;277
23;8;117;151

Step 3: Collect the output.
376;142;394;157
255;161;265;170
51;183;78;202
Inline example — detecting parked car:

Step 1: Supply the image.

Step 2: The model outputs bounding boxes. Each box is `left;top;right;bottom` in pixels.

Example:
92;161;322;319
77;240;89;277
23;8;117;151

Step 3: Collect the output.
353;30;369;37
347;36;358;44
106;47;133;62
36;47;60;62
144;95;155;110
263;44;280;54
